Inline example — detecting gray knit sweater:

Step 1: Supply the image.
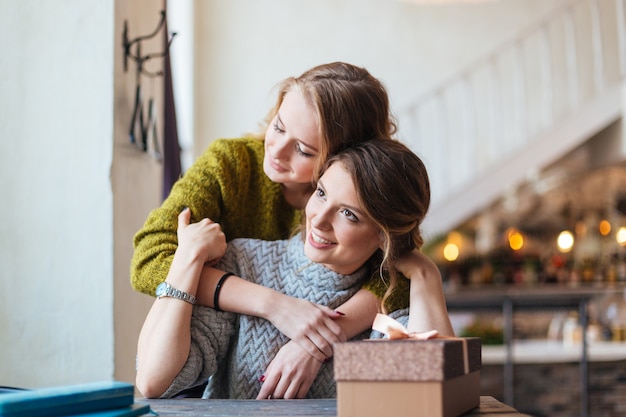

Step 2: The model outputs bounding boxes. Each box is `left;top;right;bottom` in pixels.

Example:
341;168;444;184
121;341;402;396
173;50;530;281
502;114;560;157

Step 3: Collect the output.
161;235;408;399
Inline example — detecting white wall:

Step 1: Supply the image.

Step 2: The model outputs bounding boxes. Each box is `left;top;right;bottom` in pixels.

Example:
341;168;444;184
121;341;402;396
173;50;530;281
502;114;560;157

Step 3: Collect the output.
0;0;115;387
190;0;561;156
0;0;164;390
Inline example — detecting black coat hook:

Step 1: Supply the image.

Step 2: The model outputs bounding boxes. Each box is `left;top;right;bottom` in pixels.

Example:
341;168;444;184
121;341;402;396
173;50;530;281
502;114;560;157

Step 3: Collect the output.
123;10;176;78
124;10;175;158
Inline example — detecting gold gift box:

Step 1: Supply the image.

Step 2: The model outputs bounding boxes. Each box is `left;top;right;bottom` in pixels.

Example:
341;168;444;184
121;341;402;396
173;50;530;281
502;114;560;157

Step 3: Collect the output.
334;337;481;417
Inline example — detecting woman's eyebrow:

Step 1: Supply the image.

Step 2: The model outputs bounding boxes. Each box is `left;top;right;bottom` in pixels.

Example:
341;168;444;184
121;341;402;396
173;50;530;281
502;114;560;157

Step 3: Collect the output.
276;113;284;126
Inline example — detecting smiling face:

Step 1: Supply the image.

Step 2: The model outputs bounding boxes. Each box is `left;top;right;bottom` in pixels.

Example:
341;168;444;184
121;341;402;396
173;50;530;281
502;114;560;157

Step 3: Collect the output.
263;88;320;187
303;161;382;275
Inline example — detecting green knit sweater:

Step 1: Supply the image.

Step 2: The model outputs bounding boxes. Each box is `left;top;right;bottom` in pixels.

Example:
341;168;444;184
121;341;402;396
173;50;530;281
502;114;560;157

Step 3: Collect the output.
130;137;408;310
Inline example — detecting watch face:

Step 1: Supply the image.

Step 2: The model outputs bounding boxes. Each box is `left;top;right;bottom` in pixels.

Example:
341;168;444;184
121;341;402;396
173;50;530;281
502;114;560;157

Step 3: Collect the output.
155;282;168;297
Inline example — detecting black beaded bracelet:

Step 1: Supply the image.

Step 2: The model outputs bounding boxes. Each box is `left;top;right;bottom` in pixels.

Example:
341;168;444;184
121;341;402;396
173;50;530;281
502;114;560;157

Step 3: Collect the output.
214;272;234;312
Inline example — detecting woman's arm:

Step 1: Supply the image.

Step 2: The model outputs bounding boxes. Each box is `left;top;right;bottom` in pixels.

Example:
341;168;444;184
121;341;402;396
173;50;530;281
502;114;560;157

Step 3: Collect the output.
396;249;454;336
254;290;380;399
194;268;354;361
136;209;227;398
131;139;283;297
131;150;226;296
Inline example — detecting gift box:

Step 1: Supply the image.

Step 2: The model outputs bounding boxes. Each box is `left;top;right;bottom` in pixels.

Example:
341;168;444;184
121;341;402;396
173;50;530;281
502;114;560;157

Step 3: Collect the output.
334;333;481;417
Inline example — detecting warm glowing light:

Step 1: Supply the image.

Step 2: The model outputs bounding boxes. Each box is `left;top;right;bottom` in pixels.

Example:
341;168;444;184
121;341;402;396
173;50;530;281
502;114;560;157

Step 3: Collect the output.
443;243;459;261
599;220;611;236
508;229;524;251
447;231;463;246
557;230;574;253
617;227;626;246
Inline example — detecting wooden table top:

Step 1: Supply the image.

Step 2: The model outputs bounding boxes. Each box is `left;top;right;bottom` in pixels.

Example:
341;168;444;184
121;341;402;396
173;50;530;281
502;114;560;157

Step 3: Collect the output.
139;396;531;416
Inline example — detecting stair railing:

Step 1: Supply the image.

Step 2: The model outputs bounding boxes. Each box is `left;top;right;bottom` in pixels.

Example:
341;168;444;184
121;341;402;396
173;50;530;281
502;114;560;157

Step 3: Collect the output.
398;0;625;237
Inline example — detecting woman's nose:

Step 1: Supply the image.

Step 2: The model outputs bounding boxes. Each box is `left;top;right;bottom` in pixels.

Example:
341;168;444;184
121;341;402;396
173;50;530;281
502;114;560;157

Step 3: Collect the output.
311;209;332;230
269;137;290;161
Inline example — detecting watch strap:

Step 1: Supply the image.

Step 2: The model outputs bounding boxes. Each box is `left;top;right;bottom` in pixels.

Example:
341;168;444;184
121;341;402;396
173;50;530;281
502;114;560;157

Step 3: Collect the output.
158;282;197;305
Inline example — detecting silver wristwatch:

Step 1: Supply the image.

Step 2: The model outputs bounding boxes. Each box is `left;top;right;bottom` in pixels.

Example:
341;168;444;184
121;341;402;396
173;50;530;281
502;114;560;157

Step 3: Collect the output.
155;282;197;305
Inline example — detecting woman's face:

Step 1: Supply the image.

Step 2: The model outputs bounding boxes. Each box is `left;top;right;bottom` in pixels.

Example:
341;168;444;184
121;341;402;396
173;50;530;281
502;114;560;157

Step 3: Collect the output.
304;161;382;275
263;89;320;186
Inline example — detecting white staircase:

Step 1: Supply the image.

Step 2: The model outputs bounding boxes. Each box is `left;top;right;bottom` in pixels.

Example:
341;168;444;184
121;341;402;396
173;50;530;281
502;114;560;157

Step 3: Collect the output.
397;0;626;238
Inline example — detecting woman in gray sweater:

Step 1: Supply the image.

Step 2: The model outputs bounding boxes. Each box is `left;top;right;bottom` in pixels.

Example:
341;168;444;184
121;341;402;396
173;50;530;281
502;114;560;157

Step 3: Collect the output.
136;139;454;400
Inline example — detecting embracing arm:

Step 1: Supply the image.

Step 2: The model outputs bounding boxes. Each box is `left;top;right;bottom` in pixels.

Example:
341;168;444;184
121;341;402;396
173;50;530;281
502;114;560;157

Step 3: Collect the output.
192;265;381;400
130;150;226;296
135;209;227;398
194;268;358;361
323;289;380;338
254;289;380;399
396;250;454;336
131;139;276;297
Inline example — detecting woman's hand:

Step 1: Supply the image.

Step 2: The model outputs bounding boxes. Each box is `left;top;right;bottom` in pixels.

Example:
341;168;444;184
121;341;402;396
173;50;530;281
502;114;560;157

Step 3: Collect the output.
393;248;439;281
395;249;455;336
177;208;227;265
265;295;346;362
257;341;323;399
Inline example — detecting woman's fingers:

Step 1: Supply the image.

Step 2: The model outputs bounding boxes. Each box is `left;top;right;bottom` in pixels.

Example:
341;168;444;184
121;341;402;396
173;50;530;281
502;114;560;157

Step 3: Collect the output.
257;342;321;399
178;207;191;227
267;298;346;360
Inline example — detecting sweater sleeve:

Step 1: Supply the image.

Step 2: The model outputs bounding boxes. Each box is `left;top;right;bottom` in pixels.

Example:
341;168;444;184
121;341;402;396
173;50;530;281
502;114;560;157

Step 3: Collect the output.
130;138;300;296
131;138;246;295
161;305;238;398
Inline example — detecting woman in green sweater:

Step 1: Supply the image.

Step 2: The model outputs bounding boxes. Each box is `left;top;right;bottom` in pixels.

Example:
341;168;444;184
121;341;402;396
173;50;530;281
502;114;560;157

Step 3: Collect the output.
131;62;433;398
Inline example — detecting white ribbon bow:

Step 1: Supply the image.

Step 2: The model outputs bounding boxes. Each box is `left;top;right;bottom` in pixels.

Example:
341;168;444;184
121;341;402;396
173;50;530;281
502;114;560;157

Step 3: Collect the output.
372;313;439;340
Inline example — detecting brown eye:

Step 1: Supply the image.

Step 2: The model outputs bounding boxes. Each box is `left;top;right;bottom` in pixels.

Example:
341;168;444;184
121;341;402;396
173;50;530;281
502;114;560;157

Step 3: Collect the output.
341;209;358;222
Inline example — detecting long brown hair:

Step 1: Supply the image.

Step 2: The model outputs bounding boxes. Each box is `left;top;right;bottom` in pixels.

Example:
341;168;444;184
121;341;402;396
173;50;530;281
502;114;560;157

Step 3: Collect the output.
260;62;397;177
319;139;431;312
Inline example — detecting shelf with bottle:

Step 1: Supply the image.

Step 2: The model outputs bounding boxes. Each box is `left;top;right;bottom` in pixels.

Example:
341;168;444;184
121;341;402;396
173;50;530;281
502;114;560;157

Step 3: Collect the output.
425;192;626;289
437;243;626;290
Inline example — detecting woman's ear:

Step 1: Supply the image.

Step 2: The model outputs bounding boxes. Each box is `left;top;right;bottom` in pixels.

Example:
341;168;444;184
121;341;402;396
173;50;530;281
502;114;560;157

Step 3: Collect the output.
378;231;386;251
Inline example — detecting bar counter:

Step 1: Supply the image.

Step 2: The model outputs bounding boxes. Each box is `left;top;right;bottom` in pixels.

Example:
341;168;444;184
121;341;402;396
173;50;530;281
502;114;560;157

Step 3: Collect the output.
444;283;625;417
138;396;531;416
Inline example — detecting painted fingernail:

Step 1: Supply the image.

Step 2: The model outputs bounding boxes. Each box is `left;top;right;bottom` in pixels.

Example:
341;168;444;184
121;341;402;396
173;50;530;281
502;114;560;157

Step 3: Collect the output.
259;375;266;382
335;310;346;316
